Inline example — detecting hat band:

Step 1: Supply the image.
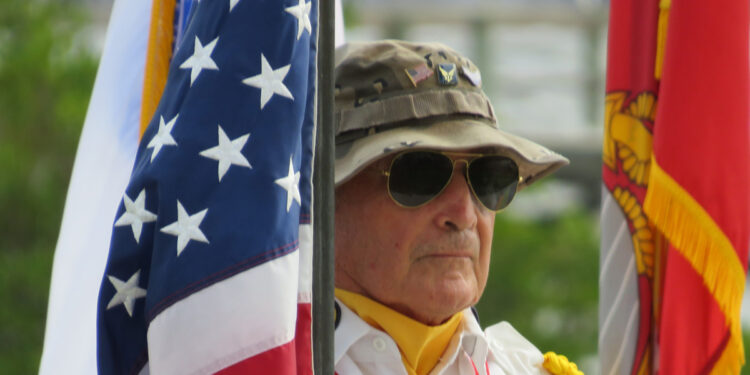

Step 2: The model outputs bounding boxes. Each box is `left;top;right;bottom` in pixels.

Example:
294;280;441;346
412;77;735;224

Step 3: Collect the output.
336;89;496;134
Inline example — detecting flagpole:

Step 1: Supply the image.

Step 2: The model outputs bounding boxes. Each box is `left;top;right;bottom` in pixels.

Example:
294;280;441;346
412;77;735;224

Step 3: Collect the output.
313;0;335;372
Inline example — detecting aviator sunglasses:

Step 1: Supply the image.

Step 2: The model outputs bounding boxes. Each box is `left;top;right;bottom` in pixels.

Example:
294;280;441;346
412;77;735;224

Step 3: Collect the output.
382;150;521;212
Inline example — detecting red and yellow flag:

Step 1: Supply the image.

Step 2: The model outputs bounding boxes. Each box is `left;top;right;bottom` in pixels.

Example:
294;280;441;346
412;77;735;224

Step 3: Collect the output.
600;0;750;373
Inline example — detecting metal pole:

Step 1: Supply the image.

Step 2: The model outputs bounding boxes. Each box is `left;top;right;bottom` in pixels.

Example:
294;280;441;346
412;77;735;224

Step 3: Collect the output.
313;0;335;372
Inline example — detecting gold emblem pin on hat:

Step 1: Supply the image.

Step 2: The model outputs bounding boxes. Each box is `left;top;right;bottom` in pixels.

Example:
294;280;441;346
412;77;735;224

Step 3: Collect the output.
437;63;458;86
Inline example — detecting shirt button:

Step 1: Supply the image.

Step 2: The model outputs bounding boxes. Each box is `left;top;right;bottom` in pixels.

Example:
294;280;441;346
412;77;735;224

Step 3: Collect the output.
372;337;387;352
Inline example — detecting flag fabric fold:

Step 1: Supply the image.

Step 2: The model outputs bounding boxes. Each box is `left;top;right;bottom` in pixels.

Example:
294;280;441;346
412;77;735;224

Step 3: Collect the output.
42;1;345;373
642;0;750;372
600;0;750;374
96;0;318;373
39;1;152;373
600;1;661;374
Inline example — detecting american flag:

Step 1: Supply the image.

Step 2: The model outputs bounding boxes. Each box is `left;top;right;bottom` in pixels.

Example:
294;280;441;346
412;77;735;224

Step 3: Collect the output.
97;0;317;373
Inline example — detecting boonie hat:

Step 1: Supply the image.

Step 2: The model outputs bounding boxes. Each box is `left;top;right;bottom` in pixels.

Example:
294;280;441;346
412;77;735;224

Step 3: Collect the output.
334;40;569;189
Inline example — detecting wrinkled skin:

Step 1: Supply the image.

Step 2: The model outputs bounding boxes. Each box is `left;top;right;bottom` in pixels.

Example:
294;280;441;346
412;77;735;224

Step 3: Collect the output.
334;151;496;325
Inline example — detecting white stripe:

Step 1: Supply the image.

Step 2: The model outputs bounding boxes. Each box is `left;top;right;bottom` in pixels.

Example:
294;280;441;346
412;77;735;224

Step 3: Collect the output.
39;1;151;374
599;187;614;219
599;255;636;345
606;303;640;375
147;251;300;375
599;221;629;285
298;223;313;303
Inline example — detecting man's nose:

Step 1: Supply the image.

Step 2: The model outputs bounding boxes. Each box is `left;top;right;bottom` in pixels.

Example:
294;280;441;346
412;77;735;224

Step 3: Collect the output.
433;163;479;231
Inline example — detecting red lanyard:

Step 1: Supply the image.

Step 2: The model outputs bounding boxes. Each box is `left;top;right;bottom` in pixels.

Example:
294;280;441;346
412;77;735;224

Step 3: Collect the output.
466;352;490;375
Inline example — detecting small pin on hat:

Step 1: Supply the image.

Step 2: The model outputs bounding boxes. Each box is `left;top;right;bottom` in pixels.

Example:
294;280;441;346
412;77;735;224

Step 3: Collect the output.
437;63;458;86
461;65;482;87
405;63;433;87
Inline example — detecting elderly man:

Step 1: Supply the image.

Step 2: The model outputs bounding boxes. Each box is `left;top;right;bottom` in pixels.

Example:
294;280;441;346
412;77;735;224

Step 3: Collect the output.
331;40;579;375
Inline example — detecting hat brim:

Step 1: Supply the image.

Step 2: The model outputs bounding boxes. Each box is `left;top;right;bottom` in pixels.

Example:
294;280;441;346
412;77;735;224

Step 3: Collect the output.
335;119;569;189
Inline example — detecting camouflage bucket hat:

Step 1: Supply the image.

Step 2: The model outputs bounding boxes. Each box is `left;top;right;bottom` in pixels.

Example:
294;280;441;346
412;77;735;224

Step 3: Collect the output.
334;40;569;189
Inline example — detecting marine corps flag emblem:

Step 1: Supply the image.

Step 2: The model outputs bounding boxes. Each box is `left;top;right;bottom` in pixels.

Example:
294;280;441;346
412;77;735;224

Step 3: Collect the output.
600;0;750;374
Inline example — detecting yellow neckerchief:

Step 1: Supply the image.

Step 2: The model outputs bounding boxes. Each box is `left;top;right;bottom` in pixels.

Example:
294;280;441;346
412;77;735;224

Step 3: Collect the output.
335;288;463;375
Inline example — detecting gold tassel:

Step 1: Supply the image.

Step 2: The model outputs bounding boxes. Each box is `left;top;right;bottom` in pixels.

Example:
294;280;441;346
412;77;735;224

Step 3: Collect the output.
654;0;671;79
711;328;745;375
644;157;746;373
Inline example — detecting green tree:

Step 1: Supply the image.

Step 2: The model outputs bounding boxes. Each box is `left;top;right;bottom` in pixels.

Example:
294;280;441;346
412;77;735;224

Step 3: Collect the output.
0;0;97;372
477;209;599;372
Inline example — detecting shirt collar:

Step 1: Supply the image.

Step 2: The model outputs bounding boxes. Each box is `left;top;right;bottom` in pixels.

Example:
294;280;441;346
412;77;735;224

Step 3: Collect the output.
334;298;373;365
335;289;463;375
334;297;491;372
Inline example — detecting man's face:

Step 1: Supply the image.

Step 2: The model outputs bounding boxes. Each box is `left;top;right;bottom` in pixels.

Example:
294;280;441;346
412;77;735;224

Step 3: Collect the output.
334;150;496;325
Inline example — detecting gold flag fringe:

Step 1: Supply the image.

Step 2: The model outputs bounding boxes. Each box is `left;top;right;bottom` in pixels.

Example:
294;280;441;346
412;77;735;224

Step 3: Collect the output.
654;0;670;79
139;0;176;139
712;330;744;375
644;157;746;373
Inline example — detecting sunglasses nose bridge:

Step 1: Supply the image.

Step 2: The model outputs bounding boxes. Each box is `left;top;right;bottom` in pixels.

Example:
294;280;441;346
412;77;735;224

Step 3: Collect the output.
448;157;501;212
452;158;469;167
451;158;470;174
451;158;473;184
444;158;482;206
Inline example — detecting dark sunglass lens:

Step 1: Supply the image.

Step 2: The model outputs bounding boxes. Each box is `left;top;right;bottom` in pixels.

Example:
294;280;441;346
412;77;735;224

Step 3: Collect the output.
468;156;519;210
389;152;454;207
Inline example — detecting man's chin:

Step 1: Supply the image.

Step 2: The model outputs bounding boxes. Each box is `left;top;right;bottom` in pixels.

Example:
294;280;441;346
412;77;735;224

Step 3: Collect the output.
417;277;477;321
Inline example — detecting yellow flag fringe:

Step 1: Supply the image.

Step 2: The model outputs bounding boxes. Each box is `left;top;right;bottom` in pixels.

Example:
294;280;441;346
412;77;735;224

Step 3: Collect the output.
644;157;746;373
712;330;744;375
654;0;670;79
139;0;176;139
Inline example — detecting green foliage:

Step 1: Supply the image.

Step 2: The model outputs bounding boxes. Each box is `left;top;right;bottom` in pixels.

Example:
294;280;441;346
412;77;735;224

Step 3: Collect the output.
0;0;97;372
476;209;599;370
0;0;96;253
0;245;55;374
341;0;362;29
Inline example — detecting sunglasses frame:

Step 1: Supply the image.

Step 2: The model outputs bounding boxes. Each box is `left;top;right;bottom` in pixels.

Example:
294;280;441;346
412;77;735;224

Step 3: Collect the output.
381;150;522;212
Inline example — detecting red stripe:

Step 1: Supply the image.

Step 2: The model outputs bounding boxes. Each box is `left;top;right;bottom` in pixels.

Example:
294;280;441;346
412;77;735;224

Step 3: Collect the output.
466;352;480;375
295;303;313;375
216;339;297;375
217;303;312;375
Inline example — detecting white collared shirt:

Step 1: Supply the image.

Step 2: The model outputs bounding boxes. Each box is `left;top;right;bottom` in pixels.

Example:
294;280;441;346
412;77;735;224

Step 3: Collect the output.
334;300;551;375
